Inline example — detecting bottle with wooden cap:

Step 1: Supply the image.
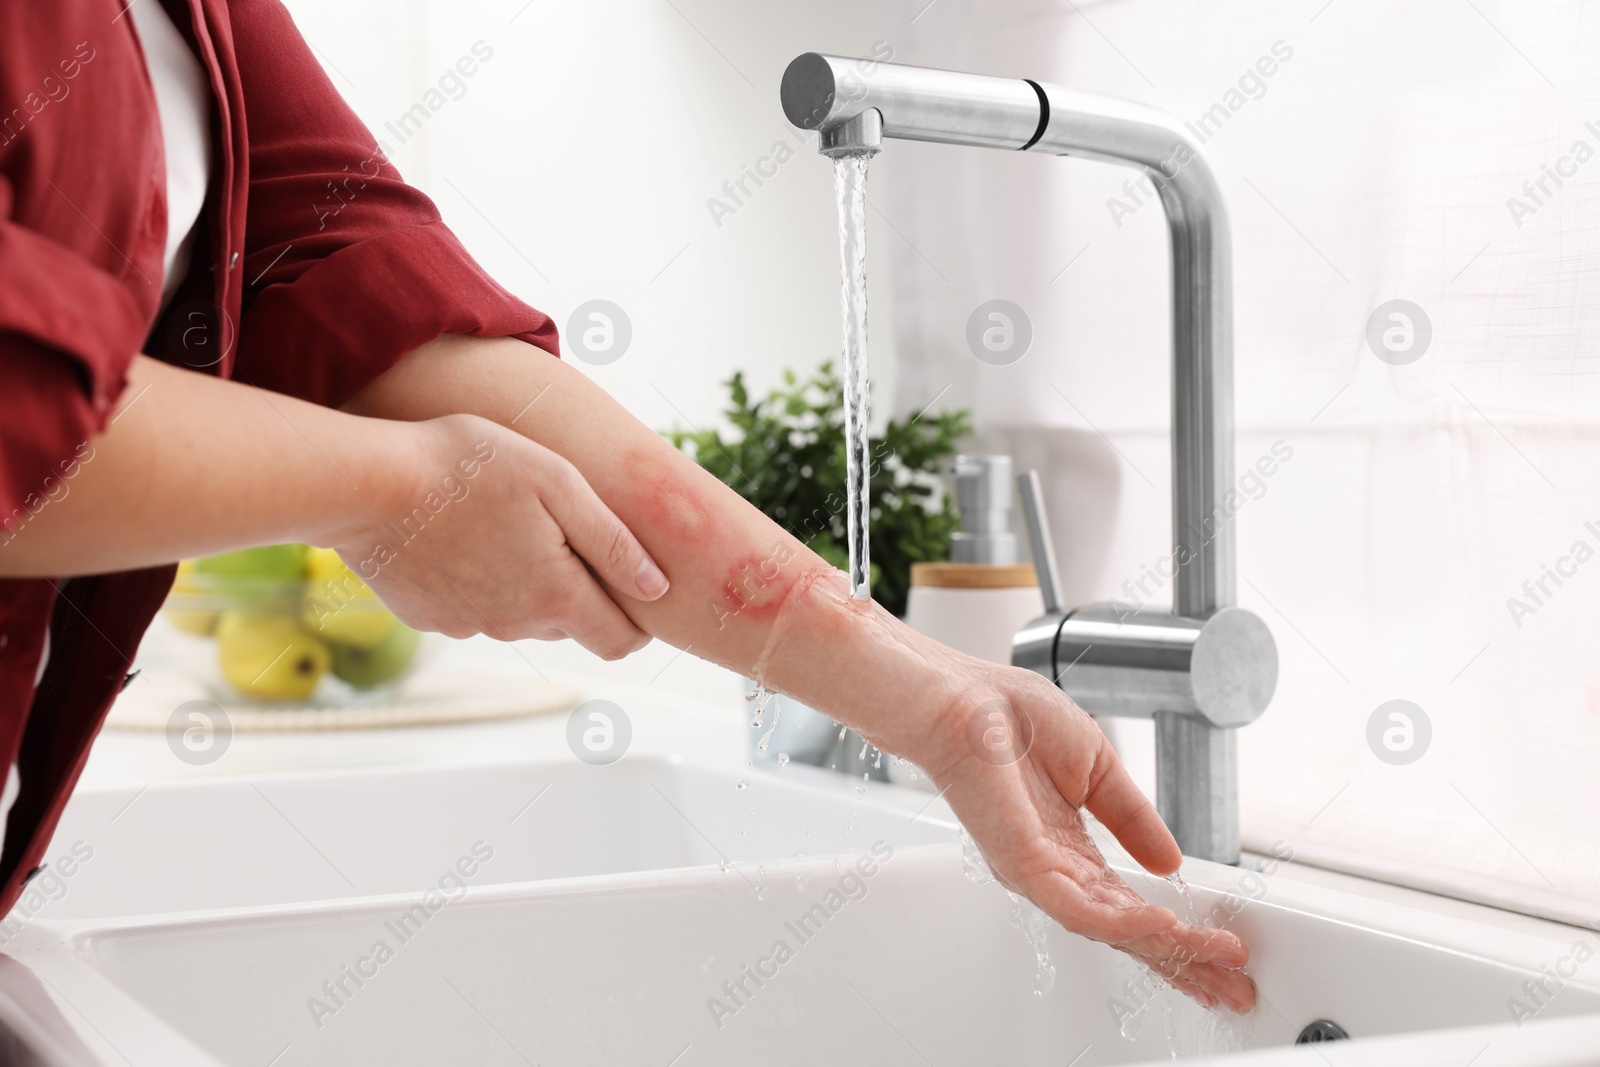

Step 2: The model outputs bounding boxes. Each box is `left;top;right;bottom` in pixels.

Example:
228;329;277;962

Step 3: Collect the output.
904;454;1045;667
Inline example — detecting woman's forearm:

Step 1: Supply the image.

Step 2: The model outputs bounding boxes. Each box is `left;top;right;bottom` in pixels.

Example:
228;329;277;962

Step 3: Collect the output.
0;356;418;577
342;335;966;757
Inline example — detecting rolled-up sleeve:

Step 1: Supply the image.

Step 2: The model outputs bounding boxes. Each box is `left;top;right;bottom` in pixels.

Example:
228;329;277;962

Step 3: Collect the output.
0;179;148;406
0;4;166;517
227;0;558;409
0;168;151;516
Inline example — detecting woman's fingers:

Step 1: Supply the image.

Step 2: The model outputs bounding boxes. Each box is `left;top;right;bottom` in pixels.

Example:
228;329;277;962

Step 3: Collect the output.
1191;962;1257;1013
1122;914;1256;1012
544;554;653;660
1156;954;1256;1013
1024;867;1179;945
1030;868;1257;1012
539;454;670;602
1164;921;1250;969
1078;723;1183;878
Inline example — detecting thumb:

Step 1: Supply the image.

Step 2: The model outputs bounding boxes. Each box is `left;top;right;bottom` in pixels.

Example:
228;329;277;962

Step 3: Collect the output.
540;454;670;601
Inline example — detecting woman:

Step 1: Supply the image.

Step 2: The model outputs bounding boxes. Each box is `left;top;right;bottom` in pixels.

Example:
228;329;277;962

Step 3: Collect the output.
0;0;1253;1012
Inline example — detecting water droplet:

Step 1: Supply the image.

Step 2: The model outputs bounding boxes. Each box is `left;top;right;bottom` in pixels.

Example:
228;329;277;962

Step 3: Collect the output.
748;685;780;743
1168;872;1200;924
1006;890;1056;996
777;753;790;767
959;829;994;886
758;699;782;749
735;778;749;791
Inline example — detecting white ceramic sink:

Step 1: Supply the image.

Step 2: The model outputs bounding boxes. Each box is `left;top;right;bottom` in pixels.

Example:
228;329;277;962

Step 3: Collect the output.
31;757;950;919
4;757;1599;1066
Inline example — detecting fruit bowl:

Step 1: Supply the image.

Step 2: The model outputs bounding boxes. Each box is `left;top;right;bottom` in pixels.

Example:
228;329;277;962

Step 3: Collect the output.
161;544;431;706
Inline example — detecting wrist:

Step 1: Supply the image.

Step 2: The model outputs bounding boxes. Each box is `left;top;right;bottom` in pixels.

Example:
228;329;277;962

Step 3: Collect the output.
753;568;981;766
295;415;435;554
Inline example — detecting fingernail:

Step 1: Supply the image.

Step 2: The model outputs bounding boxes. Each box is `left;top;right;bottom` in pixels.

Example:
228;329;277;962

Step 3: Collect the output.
1221;994;1248;1013
635;557;670;599
1195;991;1216;1009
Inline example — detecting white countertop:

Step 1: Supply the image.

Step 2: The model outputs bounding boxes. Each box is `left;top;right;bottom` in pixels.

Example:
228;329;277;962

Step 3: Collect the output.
84;624;757;788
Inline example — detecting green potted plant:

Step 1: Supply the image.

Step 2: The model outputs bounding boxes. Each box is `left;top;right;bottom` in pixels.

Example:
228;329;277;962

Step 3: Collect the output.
664;362;971;619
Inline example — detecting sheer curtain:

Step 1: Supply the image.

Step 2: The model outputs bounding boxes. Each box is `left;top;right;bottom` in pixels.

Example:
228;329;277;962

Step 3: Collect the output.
883;0;1600;925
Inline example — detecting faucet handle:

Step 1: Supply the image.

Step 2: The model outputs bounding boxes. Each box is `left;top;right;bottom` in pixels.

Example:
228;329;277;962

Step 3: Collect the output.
1017;470;1064;614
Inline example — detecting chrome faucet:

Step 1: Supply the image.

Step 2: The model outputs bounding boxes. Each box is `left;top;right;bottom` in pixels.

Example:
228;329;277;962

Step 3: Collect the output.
781;53;1278;864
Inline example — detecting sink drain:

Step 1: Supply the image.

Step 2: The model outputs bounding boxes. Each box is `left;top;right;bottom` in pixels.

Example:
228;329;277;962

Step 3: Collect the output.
1295;1020;1349;1044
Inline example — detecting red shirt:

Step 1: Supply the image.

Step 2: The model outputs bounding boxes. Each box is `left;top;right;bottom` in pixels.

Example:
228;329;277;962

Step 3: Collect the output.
0;0;557;913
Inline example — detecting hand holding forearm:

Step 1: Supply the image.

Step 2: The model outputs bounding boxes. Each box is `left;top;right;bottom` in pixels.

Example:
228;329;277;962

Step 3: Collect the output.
0;357;669;659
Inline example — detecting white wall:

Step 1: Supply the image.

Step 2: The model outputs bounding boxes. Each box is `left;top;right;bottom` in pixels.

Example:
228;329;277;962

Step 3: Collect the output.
283;0;1600;926
281;0;901;434
885;0;1600;926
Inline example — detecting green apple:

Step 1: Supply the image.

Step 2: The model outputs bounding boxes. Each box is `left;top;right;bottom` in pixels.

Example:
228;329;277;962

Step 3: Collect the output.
195;544;307;580
331;624;422;690
216;612;331;701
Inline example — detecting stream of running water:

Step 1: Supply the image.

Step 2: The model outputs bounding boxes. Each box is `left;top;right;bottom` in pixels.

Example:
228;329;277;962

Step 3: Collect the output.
832;153;873;601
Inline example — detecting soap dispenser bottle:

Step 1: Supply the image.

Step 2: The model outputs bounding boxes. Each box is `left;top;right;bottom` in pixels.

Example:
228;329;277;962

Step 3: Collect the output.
904;454;1045;666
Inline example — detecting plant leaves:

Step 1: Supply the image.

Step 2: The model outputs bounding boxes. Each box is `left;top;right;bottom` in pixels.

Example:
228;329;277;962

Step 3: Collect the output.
661;362;972;617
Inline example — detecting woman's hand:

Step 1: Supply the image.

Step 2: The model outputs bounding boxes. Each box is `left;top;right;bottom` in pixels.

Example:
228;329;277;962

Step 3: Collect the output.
327;413;670;659
913;665;1257;1013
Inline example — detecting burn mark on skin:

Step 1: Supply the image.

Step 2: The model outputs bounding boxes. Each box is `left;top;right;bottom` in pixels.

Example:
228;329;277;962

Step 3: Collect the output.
714;542;800;627
746;565;845;684
626;446;719;541
618;445;818;630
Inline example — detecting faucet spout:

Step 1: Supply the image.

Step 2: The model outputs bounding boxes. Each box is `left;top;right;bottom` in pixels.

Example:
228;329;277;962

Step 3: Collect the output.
784;52;1233;615
782;53;1276;864
818;107;883;158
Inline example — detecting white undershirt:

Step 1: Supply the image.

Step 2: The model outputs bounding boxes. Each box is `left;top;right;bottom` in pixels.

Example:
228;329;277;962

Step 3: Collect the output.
0;4;215;865
130;0;213;313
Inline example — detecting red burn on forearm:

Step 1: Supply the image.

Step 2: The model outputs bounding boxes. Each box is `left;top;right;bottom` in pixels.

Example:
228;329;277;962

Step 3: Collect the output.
712;542;802;629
